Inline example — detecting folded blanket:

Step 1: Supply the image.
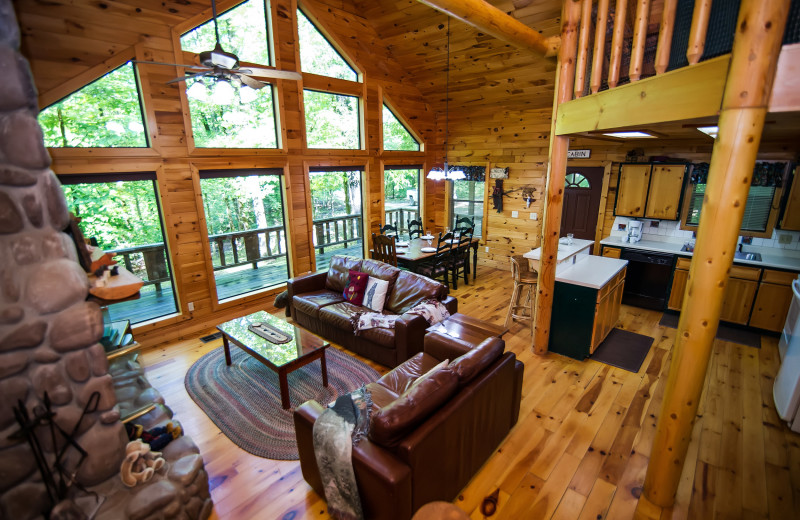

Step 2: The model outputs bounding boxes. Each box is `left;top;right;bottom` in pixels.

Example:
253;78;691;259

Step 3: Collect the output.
351;299;450;333
313;386;372;520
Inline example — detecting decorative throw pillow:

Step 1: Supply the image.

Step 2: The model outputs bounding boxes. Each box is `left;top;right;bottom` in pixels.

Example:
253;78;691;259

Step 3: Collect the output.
362;277;390;312
408;359;449;392
343;270;369;306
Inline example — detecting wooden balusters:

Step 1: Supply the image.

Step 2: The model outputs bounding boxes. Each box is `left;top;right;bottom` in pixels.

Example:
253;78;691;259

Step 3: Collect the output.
655;0;679;74
688;0;713;64
574;0;594;98
590;0;610;94
608;0;628;88
629;0;651;81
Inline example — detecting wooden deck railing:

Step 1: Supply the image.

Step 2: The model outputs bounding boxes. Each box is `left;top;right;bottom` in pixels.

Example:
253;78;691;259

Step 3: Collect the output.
110;244;170;291
384;207;420;233
208;225;288;271
313;214;362;254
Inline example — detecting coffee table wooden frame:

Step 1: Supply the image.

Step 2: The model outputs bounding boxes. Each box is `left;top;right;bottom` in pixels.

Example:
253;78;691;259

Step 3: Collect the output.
219;322;329;410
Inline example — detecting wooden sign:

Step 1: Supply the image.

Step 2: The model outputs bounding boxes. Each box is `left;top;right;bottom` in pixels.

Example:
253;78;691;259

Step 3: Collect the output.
567;149;591;158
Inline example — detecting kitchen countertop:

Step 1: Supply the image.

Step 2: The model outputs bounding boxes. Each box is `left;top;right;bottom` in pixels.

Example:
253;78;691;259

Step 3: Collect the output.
555;255;629;289
524;238;594;263
599;235;800;271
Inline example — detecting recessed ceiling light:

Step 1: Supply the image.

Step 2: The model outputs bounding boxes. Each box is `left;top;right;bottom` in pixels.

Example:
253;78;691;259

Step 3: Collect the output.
697;126;719;138
601;131;656;138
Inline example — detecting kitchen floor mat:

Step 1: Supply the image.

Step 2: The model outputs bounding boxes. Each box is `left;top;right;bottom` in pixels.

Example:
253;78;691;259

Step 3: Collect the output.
659;312;761;348
590;328;654;373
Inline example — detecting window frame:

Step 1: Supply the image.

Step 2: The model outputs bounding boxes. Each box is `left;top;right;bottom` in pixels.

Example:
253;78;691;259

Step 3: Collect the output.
383;166;423;233
381;103;422;152
195;167;292;306
448;178;485;237
57;170;180;324
679;163;789;238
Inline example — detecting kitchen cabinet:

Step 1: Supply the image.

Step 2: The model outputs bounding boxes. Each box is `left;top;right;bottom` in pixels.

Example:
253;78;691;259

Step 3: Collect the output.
615;164;650;217
615;163;688;220
780;170;800;231
668;257;691;310
750;269;796;331
719;265;760;325
602;246;622;258
590;267;627;351
646;165;687;220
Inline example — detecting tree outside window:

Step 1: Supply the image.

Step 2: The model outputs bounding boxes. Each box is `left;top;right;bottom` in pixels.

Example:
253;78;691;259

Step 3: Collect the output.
384;168;420;233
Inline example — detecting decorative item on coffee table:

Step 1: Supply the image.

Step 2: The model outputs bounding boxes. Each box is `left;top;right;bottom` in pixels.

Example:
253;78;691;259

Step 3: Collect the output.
217;311;330;409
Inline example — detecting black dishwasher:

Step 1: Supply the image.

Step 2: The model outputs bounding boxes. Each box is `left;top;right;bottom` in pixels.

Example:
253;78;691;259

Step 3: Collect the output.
620;249;676;310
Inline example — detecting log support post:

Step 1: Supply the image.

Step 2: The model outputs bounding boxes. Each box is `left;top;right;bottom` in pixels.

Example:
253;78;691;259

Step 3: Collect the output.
533;0;582;355
639;0;790;510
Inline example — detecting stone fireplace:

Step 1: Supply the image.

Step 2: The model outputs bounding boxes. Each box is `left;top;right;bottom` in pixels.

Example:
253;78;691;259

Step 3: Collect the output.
0;1;211;518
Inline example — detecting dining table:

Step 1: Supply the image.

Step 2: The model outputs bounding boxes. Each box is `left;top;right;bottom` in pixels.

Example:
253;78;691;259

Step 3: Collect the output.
371;235;480;278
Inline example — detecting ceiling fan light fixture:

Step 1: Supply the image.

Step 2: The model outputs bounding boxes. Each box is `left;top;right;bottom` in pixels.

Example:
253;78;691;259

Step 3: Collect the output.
239;85;258;103
427;167;446;181
446;168;466;180
186;78;208;100
211;79;235;105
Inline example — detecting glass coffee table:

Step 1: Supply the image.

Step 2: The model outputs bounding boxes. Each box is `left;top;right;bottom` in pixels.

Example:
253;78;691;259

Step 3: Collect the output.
216;311;329;409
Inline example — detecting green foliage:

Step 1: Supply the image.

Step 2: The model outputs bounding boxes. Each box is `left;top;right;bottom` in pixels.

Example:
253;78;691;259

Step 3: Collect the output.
384;168;418;204
304;90;359;149
39;63;146;148
187;82;278;148
63;180;163;249
180;0;270;65
297;9;357;81
453;180;484;200
310;170;361;219
200;174;284;235
382;105;419;151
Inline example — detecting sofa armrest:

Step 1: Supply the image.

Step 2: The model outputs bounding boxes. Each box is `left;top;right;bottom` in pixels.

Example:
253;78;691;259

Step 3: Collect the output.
442;296;458;315
424;330;504;362
287;272;328;318
294;400;413;520
395;313;430;362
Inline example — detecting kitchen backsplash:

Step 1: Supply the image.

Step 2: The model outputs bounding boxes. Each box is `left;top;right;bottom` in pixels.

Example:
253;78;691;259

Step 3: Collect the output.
611;217;800;250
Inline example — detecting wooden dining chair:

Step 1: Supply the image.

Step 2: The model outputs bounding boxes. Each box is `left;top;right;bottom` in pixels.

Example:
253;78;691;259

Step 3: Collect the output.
372;233;398;266
380;223;398;236
407;219;423;240
454;215;475;234
449;229;472;289
416;232;453;287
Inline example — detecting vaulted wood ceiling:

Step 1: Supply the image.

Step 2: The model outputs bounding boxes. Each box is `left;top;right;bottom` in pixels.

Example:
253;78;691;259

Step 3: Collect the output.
14;0;565;113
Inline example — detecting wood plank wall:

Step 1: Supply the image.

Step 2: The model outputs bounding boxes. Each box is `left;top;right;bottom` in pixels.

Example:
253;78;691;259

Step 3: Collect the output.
23;0;438;347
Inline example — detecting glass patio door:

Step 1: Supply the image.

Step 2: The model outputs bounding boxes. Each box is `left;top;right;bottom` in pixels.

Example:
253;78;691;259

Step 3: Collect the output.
309;168;364;272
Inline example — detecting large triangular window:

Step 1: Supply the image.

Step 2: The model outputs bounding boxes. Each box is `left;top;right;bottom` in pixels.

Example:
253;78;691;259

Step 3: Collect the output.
39;62;147;148
180;0;270;67
180;0;278;149
383;104;420;151
297;9;358;81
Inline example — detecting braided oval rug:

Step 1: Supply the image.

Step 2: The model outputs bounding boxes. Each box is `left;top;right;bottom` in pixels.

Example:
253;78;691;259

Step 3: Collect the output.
185;345;380;460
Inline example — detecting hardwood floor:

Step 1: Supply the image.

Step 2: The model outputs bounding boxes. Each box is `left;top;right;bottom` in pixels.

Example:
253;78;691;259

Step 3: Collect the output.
139;266;800;519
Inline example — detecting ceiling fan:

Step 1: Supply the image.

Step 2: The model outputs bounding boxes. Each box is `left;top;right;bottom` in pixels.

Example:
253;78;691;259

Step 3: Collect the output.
135;0;301;91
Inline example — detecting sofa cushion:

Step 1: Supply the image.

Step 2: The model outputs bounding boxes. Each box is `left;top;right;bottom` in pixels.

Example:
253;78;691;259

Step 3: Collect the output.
360;326;395;349
449;337;505;385
343;270;369;305
360;259;401;298
385;271;446;315
318;301;366;330
325;256;363;293
363;277;390;311
293;290;346;319
369;367;459;448
377;352;440;395
365;382;400;410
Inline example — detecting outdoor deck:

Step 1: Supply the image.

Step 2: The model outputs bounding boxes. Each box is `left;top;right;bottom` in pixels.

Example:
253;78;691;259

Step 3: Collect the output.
106;243;363;325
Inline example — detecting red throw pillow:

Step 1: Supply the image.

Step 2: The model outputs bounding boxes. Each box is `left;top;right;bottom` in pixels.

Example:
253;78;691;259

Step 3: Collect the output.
343;270;369;305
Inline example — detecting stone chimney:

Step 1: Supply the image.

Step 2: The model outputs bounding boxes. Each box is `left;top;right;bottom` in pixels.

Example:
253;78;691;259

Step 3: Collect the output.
0;2;210;519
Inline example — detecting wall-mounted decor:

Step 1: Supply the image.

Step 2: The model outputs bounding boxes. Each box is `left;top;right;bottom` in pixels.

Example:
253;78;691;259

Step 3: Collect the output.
522;187;537;208
567;149;591;159
490;167;509;179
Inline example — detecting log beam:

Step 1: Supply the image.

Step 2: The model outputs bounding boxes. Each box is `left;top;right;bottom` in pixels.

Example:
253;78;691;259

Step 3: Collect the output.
641;0;791;509
416;0;561;58
533;0;583;355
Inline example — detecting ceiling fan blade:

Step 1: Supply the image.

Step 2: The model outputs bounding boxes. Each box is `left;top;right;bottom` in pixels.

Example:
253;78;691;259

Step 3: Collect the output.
237;67;302;81
133;60;210;71
165;71;212;85
238;73;266;89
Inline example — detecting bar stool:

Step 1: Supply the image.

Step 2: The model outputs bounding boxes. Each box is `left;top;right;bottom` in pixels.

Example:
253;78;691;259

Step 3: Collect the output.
505;254;537;336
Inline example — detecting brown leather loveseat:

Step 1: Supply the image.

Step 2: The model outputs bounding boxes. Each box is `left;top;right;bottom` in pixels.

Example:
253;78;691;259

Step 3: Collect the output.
287;255;458;367
293;330;524;520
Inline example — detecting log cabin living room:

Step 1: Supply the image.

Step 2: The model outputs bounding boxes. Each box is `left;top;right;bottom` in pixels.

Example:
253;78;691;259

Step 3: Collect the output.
1;0;800;519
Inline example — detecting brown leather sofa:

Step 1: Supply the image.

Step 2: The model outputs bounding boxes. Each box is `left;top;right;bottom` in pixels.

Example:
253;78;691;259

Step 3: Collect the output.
287;255;458;367
293;330;524;520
